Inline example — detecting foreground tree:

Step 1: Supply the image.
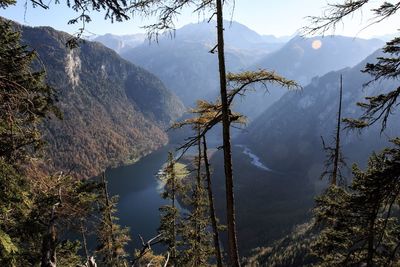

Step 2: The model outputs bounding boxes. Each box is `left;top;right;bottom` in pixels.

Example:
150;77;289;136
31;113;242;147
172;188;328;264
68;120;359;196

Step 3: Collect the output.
158;152;187;265
306;1;400;266
179;139;215;266
0;3;134;267
4;0;299;264
0;19;59;161
313;141;400;266
304;0;400;132
0;18;59;266
96;173;130;267
130;1;298;263
202;134;224;267
320;75;346;186
214;2;242;263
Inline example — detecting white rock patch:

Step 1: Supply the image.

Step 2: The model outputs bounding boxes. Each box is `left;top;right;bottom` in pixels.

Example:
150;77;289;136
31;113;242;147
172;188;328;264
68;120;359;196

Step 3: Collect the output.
65;50;81;88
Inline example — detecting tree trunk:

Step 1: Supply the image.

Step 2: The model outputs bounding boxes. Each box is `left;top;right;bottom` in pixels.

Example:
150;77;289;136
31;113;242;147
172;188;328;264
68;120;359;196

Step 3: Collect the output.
367;215;375;267
195;127;202;266
332;74;343;186
41;206;57;267
171;154;177;264
80;220;89;262
202;135;223;267
101;173;116;262
215;0;240;265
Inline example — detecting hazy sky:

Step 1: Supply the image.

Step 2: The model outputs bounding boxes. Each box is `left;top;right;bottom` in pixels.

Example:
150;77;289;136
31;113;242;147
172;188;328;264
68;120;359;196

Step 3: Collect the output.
1;0;399;38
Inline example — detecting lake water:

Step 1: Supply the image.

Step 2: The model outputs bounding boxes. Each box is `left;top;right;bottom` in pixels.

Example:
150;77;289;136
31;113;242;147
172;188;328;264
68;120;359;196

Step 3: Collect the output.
104;142;272;253
105;144;174;252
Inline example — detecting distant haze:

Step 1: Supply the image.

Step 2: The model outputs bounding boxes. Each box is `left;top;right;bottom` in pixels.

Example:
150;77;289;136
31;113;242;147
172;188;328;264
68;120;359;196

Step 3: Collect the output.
0;0;399;38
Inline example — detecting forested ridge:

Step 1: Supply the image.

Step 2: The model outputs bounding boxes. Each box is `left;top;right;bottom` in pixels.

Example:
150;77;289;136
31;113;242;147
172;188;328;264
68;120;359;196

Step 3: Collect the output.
14;20;185;179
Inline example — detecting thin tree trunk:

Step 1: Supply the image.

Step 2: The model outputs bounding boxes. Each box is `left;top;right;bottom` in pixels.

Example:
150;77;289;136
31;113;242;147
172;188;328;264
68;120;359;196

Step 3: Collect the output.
41;205;57;267
332;74;343;186
80;220;89;262
171;155;177;264
215;0;240;265
195;127;202;266
367;214;376;267
202;135;223;267
101;173;116;262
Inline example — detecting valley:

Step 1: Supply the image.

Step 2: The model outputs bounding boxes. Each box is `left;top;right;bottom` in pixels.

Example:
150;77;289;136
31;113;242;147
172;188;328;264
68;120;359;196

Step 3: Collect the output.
1;1;399;265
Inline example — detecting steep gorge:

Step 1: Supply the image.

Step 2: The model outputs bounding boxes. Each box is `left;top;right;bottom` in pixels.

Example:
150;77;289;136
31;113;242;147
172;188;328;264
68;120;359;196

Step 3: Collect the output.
17;22;185;178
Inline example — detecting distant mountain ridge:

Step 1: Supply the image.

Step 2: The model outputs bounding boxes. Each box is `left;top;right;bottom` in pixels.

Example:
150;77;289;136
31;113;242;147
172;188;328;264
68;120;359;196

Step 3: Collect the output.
243;49;396;169
253;35;384;85
118;21;383;119
120;20;285;106
233;35;384;120
91;33;146;53
15;21;185;178
261;34;293;43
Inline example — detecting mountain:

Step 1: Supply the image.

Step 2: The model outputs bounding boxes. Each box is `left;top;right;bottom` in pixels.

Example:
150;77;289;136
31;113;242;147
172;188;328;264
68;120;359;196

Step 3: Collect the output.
261;34;293;43
121;23;383;118
233;35;385;120
373;32;399;42
176;21;283;54
121;21;285;106
211;50;399;255
242;49;397;170
17;22;185;179
91;33;146;53
254;35;384;85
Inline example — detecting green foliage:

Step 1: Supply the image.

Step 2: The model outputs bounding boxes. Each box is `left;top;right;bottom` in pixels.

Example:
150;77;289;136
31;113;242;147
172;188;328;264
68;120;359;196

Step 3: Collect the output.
0;19;59;162
178;153;214;266
312;139;400;266
157;150;218;266
0;19;58;266
96;175;130;267
158;152;187;264
354;37;400;131
243;222;317;267
133;249;166;266
303;3;400;266
303;1;400;36
0;230;18;255
56;240;84;267
0;0;16;8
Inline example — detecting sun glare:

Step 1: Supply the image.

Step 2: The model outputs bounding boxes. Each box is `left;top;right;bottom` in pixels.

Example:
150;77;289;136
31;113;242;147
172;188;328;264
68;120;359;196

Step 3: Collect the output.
312;39;322;50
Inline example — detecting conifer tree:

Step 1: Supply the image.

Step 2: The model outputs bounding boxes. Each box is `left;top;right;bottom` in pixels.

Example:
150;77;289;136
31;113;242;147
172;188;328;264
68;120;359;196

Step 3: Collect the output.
179;128;214;266
313;140;400;266
173;71;297;266
3;1;298;265
306;2;400;266
0;18;61;266
96;173;130;267
0;19;59;162
320;75;346;186
159;152;179;265
214;2;240;264
173;103;228;266
202;134;224;267
127;2;299;264
158;152;187;266
0;6;127;267
303;0;400;132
